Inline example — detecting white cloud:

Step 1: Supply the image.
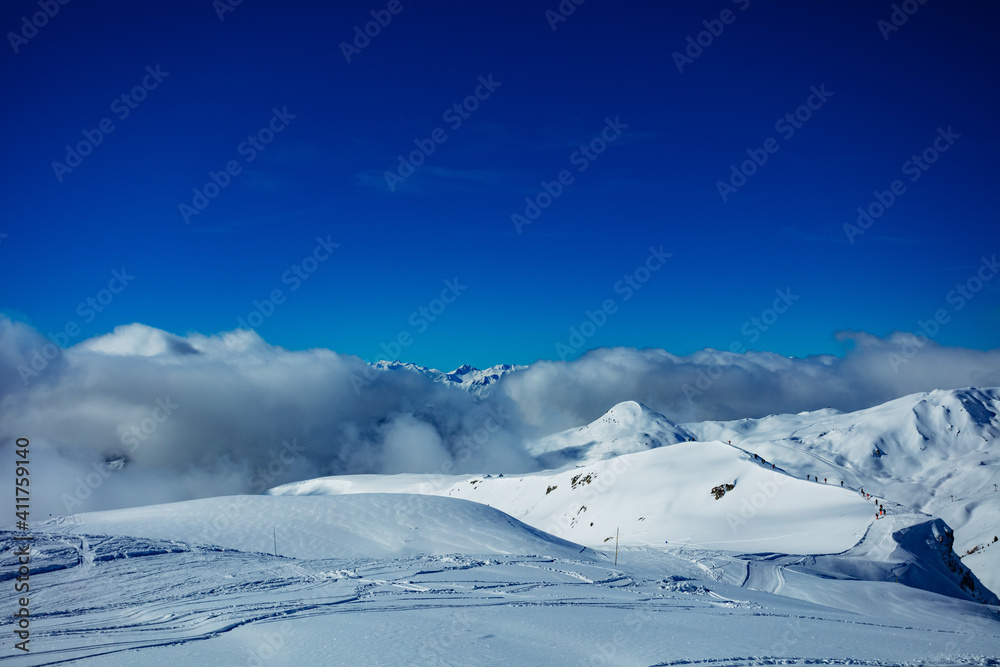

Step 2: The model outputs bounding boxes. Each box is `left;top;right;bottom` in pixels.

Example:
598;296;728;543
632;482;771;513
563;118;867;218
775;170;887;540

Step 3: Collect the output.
498;332;1000;433
2;318;998;517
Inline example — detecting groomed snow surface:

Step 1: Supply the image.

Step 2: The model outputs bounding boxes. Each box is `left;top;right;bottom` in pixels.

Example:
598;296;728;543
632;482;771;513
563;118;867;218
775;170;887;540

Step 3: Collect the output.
8;491;999;666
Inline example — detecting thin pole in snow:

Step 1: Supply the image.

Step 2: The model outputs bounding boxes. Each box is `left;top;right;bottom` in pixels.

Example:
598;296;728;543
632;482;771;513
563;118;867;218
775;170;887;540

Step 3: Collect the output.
273;526;277;557
614;527;619;566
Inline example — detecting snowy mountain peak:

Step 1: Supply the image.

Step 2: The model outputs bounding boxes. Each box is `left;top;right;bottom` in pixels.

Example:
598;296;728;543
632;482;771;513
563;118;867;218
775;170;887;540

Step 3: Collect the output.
370;360;526;397
598;400;661;426
527;399;696;466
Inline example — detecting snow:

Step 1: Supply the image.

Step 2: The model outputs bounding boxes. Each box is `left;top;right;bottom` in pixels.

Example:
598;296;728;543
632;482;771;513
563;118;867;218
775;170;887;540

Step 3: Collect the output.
7;493;999;665
271;441;873;556
40;494;591;561
683;387;1000;592
526;400;695;465
6;388;1000;664
371;360;525;397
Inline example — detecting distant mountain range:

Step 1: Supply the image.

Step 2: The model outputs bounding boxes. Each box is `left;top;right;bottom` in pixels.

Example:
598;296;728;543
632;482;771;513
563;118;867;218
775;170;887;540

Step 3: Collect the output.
371;360;525;397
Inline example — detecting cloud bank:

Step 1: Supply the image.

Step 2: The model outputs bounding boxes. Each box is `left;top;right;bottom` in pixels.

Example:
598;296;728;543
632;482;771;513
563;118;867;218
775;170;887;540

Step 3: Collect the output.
2;317;999;517
499;331;1000;434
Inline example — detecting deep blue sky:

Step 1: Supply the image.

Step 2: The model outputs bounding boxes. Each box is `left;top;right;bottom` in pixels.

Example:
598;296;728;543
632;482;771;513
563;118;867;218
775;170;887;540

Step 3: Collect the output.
2;0;998;370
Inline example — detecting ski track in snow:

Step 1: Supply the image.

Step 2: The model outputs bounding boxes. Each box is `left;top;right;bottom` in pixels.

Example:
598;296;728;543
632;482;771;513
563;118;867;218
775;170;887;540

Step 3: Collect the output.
6;389;1000;664
2;530;999;666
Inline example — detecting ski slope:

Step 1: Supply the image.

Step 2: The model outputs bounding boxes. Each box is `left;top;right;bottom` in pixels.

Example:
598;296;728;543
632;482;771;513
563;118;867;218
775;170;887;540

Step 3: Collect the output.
270;441;996;606
683;387;1000;591
39;494;589;561
5;389;1000;664
6;491;1000;666
271;442;873;555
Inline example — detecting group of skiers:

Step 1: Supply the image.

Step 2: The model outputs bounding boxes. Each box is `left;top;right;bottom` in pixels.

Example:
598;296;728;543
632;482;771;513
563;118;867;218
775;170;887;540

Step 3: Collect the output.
750;452;776;470
805;474;844;487
741;447;891;522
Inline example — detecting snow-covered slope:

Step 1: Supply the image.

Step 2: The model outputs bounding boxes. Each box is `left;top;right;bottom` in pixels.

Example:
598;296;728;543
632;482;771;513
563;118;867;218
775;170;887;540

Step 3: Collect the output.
683;387;1000;591
42;493;590;561
8;525;1000;666
270;440;997;605
371;360;524;397
11;386;1000;665
271;442;865;554
526;400;695;466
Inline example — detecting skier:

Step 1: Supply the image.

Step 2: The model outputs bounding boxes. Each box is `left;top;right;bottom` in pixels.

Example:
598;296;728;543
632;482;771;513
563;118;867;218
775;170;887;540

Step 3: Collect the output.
841;481;844;487
824;478;827;484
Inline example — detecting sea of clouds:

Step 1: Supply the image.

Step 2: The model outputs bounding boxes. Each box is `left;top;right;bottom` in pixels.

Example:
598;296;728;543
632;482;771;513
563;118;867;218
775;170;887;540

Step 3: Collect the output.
2;317;999;516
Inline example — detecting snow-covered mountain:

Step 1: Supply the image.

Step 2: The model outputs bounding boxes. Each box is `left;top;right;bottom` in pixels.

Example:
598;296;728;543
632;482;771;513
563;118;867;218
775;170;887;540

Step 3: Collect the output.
526;400;695;466
11;386;1000;664
682;387;1000;592
270;388;1000;598
371;360;525;397
270;442;996;606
